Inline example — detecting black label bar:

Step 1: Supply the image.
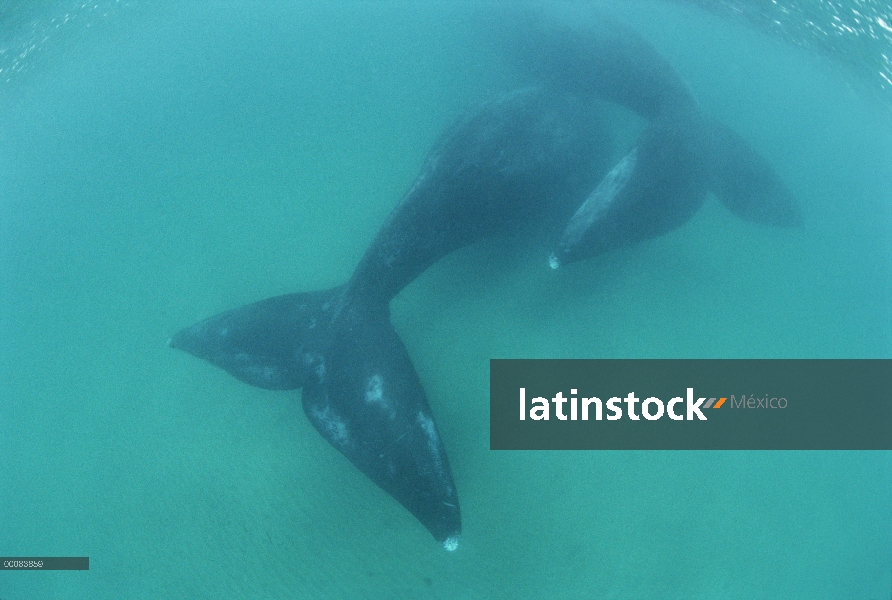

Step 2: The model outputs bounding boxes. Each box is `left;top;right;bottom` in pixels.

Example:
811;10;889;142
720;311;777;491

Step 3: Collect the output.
1;557;89;570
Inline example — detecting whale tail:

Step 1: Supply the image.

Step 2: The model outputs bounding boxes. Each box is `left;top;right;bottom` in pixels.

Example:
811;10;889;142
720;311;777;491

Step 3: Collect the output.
169;288;461;549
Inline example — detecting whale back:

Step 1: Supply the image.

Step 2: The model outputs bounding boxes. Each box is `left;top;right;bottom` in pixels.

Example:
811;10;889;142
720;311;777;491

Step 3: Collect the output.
343;87;611;305
508;11;699;120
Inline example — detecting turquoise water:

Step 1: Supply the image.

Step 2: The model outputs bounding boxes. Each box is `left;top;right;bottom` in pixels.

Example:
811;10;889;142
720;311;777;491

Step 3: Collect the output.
1;1;891;598
678;0;892;104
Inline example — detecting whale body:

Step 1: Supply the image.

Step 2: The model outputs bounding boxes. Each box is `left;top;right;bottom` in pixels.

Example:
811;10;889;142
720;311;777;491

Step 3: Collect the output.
169;13;799;550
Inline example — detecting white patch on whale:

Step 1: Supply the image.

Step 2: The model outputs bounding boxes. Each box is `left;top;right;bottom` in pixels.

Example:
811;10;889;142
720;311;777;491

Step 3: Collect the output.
310;405;350;448
365;374;395;420
417;411;447;482
366;374;384;403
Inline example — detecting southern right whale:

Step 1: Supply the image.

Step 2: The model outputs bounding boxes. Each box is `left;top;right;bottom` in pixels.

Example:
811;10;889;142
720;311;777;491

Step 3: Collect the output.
168;12;799;550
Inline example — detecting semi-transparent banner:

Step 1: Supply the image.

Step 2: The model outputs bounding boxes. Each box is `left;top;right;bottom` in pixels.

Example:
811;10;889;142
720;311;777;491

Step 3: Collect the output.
490;359;892;450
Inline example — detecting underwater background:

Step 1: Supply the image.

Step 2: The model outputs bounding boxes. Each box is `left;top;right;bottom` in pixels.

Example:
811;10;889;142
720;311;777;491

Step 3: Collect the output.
1;0;891;598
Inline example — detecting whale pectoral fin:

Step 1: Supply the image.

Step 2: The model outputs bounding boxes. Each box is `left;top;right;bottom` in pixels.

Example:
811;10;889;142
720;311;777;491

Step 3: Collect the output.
168;287;343;390
301;312;461;549
704;117;801;227
551;120;707;268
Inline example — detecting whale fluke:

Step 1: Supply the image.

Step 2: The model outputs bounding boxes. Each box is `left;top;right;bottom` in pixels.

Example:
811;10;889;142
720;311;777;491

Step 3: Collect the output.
302;307;461;548
170;293;461;548
168;288;342;390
